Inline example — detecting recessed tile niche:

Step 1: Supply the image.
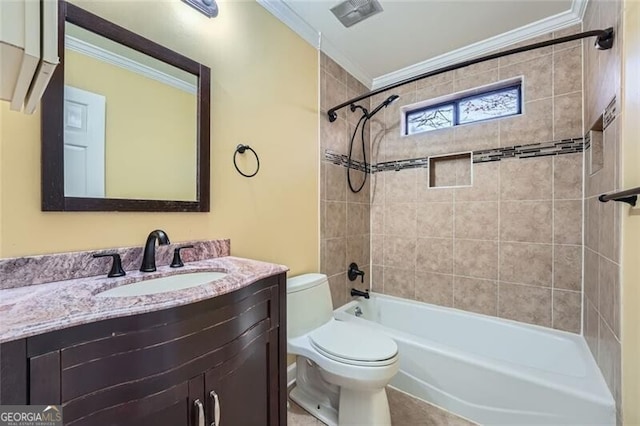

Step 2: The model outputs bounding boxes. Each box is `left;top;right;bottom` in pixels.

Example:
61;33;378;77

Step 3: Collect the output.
428;153;472;188
588;116;604;175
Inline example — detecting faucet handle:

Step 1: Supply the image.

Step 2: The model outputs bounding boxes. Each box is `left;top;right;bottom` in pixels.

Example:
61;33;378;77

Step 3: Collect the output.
348;262;365;283
92;253;126;278
170;245;195;268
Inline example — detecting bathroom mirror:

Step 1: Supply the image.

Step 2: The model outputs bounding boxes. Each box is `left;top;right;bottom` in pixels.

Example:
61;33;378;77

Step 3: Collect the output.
41;1;210;212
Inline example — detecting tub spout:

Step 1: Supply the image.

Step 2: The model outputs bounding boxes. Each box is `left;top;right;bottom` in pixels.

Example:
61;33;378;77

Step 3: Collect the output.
351;288;370;299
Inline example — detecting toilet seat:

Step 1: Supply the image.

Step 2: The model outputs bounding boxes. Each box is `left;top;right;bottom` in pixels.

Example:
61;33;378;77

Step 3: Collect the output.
308;320;398;367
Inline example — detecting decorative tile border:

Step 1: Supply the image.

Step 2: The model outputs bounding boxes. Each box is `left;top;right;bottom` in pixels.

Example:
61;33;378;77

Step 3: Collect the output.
324;150;370;173
324;138;584;174
473;138;584;163
603;97;617;130
373;157;429;172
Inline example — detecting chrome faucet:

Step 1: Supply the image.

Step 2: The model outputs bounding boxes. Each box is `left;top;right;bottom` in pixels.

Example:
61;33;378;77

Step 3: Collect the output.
140;229;170;272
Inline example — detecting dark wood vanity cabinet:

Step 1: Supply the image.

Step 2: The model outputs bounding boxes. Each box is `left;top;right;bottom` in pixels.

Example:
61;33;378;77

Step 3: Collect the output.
0;273;287;426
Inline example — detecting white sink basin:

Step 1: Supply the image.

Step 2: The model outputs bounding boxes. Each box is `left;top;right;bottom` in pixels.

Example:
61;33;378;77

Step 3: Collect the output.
96;271;227;297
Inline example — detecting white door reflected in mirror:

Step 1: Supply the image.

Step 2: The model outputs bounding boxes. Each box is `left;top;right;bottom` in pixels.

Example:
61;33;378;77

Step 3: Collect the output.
63;85;106;198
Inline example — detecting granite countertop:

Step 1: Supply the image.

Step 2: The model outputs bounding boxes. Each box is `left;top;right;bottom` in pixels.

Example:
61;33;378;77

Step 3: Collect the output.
0;256;288;344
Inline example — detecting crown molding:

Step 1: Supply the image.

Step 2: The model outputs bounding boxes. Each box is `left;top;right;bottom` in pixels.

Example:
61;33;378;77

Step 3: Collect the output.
572;0;589;20
256;0;373;86
372;7;583;89
65;36;197;94
256;0;588;91
319;35;373;88
256;0;320;49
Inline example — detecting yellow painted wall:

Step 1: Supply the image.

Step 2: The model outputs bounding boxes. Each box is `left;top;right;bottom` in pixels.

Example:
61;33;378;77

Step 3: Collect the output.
622;0;640;422
0;0;320;276
65;49;197;201
0;99;3;249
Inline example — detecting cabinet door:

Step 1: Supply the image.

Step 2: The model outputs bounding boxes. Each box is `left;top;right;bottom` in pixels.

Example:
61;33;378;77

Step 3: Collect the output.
205;328;279;426
29;351;61;405
61;375;203;426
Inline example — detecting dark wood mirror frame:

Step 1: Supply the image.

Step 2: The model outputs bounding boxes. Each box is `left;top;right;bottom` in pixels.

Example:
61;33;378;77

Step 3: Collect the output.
41;1;210;212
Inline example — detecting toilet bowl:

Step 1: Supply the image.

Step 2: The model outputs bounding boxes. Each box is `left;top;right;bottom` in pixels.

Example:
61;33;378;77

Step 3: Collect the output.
287;274;399;426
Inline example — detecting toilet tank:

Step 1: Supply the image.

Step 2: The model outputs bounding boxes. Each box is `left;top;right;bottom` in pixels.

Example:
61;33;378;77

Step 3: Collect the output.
287;273;333;339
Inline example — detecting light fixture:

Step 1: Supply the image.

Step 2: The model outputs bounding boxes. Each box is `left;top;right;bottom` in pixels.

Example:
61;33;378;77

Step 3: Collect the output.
182;0;218;18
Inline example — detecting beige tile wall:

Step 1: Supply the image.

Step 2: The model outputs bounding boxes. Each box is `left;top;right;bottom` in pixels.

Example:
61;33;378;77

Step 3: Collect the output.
320;53;371;308
318;10;622;423
582;0;623;420
370;28;584;332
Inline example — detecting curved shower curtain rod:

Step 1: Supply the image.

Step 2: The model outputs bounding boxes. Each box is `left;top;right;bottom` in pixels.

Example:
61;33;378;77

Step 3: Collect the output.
327;27;615;122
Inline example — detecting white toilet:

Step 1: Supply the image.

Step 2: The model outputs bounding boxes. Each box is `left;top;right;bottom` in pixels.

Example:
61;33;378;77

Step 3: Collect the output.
287;273;399;426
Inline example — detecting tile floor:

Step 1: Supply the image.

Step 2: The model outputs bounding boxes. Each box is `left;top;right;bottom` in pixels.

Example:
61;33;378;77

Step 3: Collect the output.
287;399;325;425
287;388;476;426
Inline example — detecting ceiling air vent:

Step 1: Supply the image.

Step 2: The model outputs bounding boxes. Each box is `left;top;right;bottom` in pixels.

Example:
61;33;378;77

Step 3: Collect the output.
330;0;383;28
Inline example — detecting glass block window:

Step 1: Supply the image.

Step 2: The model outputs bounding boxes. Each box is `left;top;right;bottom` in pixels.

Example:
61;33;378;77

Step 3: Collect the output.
404;83;521;136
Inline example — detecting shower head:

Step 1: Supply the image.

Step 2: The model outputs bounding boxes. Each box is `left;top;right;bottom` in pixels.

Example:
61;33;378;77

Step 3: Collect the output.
367;94;399;119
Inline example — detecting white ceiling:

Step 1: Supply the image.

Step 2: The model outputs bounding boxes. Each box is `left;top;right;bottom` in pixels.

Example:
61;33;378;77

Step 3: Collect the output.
259;0;586;89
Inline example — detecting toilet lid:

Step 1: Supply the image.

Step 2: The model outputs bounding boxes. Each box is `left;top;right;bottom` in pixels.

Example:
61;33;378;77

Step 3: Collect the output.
309;321;397;364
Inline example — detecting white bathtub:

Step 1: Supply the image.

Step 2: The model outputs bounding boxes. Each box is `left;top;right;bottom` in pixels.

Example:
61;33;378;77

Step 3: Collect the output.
334;293;615;425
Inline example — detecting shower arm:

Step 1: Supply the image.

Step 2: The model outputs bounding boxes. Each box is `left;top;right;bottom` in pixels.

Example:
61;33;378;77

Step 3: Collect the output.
327;28;614;123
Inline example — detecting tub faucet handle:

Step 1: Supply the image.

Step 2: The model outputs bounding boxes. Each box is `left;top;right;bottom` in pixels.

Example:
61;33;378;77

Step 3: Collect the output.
348;262;365;283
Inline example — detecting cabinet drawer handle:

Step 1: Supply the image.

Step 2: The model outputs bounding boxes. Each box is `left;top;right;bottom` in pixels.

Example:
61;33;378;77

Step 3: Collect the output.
194;399;205;426
210;390;221;426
